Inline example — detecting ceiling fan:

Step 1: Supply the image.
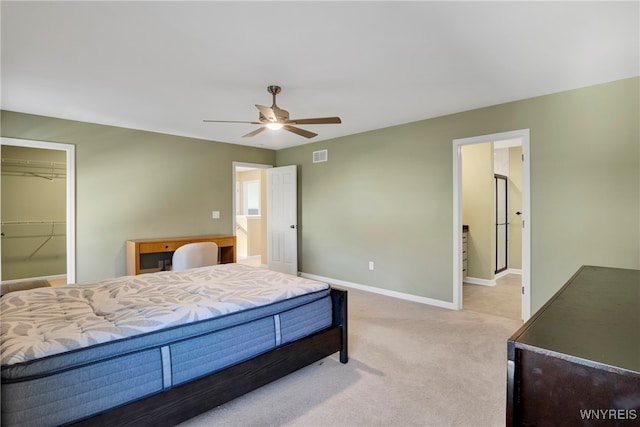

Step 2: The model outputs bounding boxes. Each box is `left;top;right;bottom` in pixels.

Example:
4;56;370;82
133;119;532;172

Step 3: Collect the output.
203;85;341;138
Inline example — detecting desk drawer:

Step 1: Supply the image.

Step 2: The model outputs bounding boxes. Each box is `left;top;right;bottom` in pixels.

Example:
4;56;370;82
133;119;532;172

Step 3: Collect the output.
139;237;234;254
139;241;184;253
212;237;235;247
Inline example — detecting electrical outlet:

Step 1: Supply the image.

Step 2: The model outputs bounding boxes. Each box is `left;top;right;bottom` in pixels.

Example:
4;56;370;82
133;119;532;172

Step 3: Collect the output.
369;261;374;271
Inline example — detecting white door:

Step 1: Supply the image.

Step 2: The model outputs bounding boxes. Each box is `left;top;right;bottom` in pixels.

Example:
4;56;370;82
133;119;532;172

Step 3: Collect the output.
267;165;297;274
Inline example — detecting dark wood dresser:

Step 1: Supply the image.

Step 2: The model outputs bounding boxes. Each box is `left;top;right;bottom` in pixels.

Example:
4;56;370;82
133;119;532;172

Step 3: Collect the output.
507;265;640;426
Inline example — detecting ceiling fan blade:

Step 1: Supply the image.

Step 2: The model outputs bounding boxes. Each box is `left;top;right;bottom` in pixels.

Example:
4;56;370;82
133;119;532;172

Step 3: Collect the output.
242;126;268;138
203;120;262;124
286;117;342;125
283;125;317;138
255;104;277;122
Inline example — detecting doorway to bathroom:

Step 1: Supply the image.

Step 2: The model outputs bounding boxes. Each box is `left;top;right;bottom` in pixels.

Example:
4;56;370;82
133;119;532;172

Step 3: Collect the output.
453;129;530;321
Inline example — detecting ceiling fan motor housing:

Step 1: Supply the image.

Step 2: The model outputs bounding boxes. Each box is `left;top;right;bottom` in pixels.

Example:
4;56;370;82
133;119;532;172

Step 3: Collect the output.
260;107;289;123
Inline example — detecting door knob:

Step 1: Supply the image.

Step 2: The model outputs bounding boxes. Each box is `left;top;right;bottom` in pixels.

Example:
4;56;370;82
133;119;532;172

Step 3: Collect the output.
290;225;296;229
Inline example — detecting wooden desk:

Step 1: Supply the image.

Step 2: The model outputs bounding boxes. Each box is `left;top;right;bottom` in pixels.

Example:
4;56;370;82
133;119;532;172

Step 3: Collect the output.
126;235;236;275
506;265;640;426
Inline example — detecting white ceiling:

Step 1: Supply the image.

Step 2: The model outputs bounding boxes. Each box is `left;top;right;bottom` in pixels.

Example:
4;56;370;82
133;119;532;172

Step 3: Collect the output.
1;1;638;150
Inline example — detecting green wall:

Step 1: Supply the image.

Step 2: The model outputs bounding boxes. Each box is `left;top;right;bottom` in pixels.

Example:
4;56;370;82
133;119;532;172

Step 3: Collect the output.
2;77;638;313
277;77;640;312
0;112;275;282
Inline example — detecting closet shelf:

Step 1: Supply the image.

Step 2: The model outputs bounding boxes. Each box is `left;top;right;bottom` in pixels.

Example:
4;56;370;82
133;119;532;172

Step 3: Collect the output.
1;221;66;238
1;157;66;180
1;220;65;257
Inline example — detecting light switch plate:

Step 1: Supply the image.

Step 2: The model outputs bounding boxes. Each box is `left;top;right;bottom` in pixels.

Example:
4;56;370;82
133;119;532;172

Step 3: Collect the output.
212;211;220;219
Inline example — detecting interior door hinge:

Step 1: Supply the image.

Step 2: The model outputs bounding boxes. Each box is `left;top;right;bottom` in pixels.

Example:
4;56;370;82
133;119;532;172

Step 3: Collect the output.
522;286;525;295
522;154;524;162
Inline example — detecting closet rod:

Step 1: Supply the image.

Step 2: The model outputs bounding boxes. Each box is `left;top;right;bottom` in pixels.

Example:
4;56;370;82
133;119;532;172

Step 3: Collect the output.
2;234;65;238
1;171;66;179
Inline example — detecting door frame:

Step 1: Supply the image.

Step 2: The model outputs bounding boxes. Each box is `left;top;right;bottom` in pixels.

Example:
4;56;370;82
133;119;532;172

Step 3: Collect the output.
452;129;531;320
1;137;76;283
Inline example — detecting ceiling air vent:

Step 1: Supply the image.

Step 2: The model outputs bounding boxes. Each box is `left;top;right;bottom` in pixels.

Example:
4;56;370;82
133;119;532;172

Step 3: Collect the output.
313;149;328;163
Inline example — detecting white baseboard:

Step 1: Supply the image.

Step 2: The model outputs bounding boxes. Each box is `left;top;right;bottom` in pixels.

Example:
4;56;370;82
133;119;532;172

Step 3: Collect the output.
464;276;496;286
300;272;457;310
466;268;523;285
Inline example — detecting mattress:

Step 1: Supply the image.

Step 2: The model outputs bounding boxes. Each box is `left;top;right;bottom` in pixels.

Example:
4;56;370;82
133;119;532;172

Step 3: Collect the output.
1;264;332;426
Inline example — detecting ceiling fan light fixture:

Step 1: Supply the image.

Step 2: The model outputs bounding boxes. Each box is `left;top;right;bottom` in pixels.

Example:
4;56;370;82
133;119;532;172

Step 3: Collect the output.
203;85;341;139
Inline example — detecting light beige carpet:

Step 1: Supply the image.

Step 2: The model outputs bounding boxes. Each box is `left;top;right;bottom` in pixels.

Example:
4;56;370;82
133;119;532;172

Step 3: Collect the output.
179;287;523;427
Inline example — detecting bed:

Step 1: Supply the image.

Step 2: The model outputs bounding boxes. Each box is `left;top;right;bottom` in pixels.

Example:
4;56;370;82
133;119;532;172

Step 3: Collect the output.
1;263;348;426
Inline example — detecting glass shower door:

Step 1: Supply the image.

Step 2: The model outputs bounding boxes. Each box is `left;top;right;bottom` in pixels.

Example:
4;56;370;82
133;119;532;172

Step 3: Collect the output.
495;174;508;274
